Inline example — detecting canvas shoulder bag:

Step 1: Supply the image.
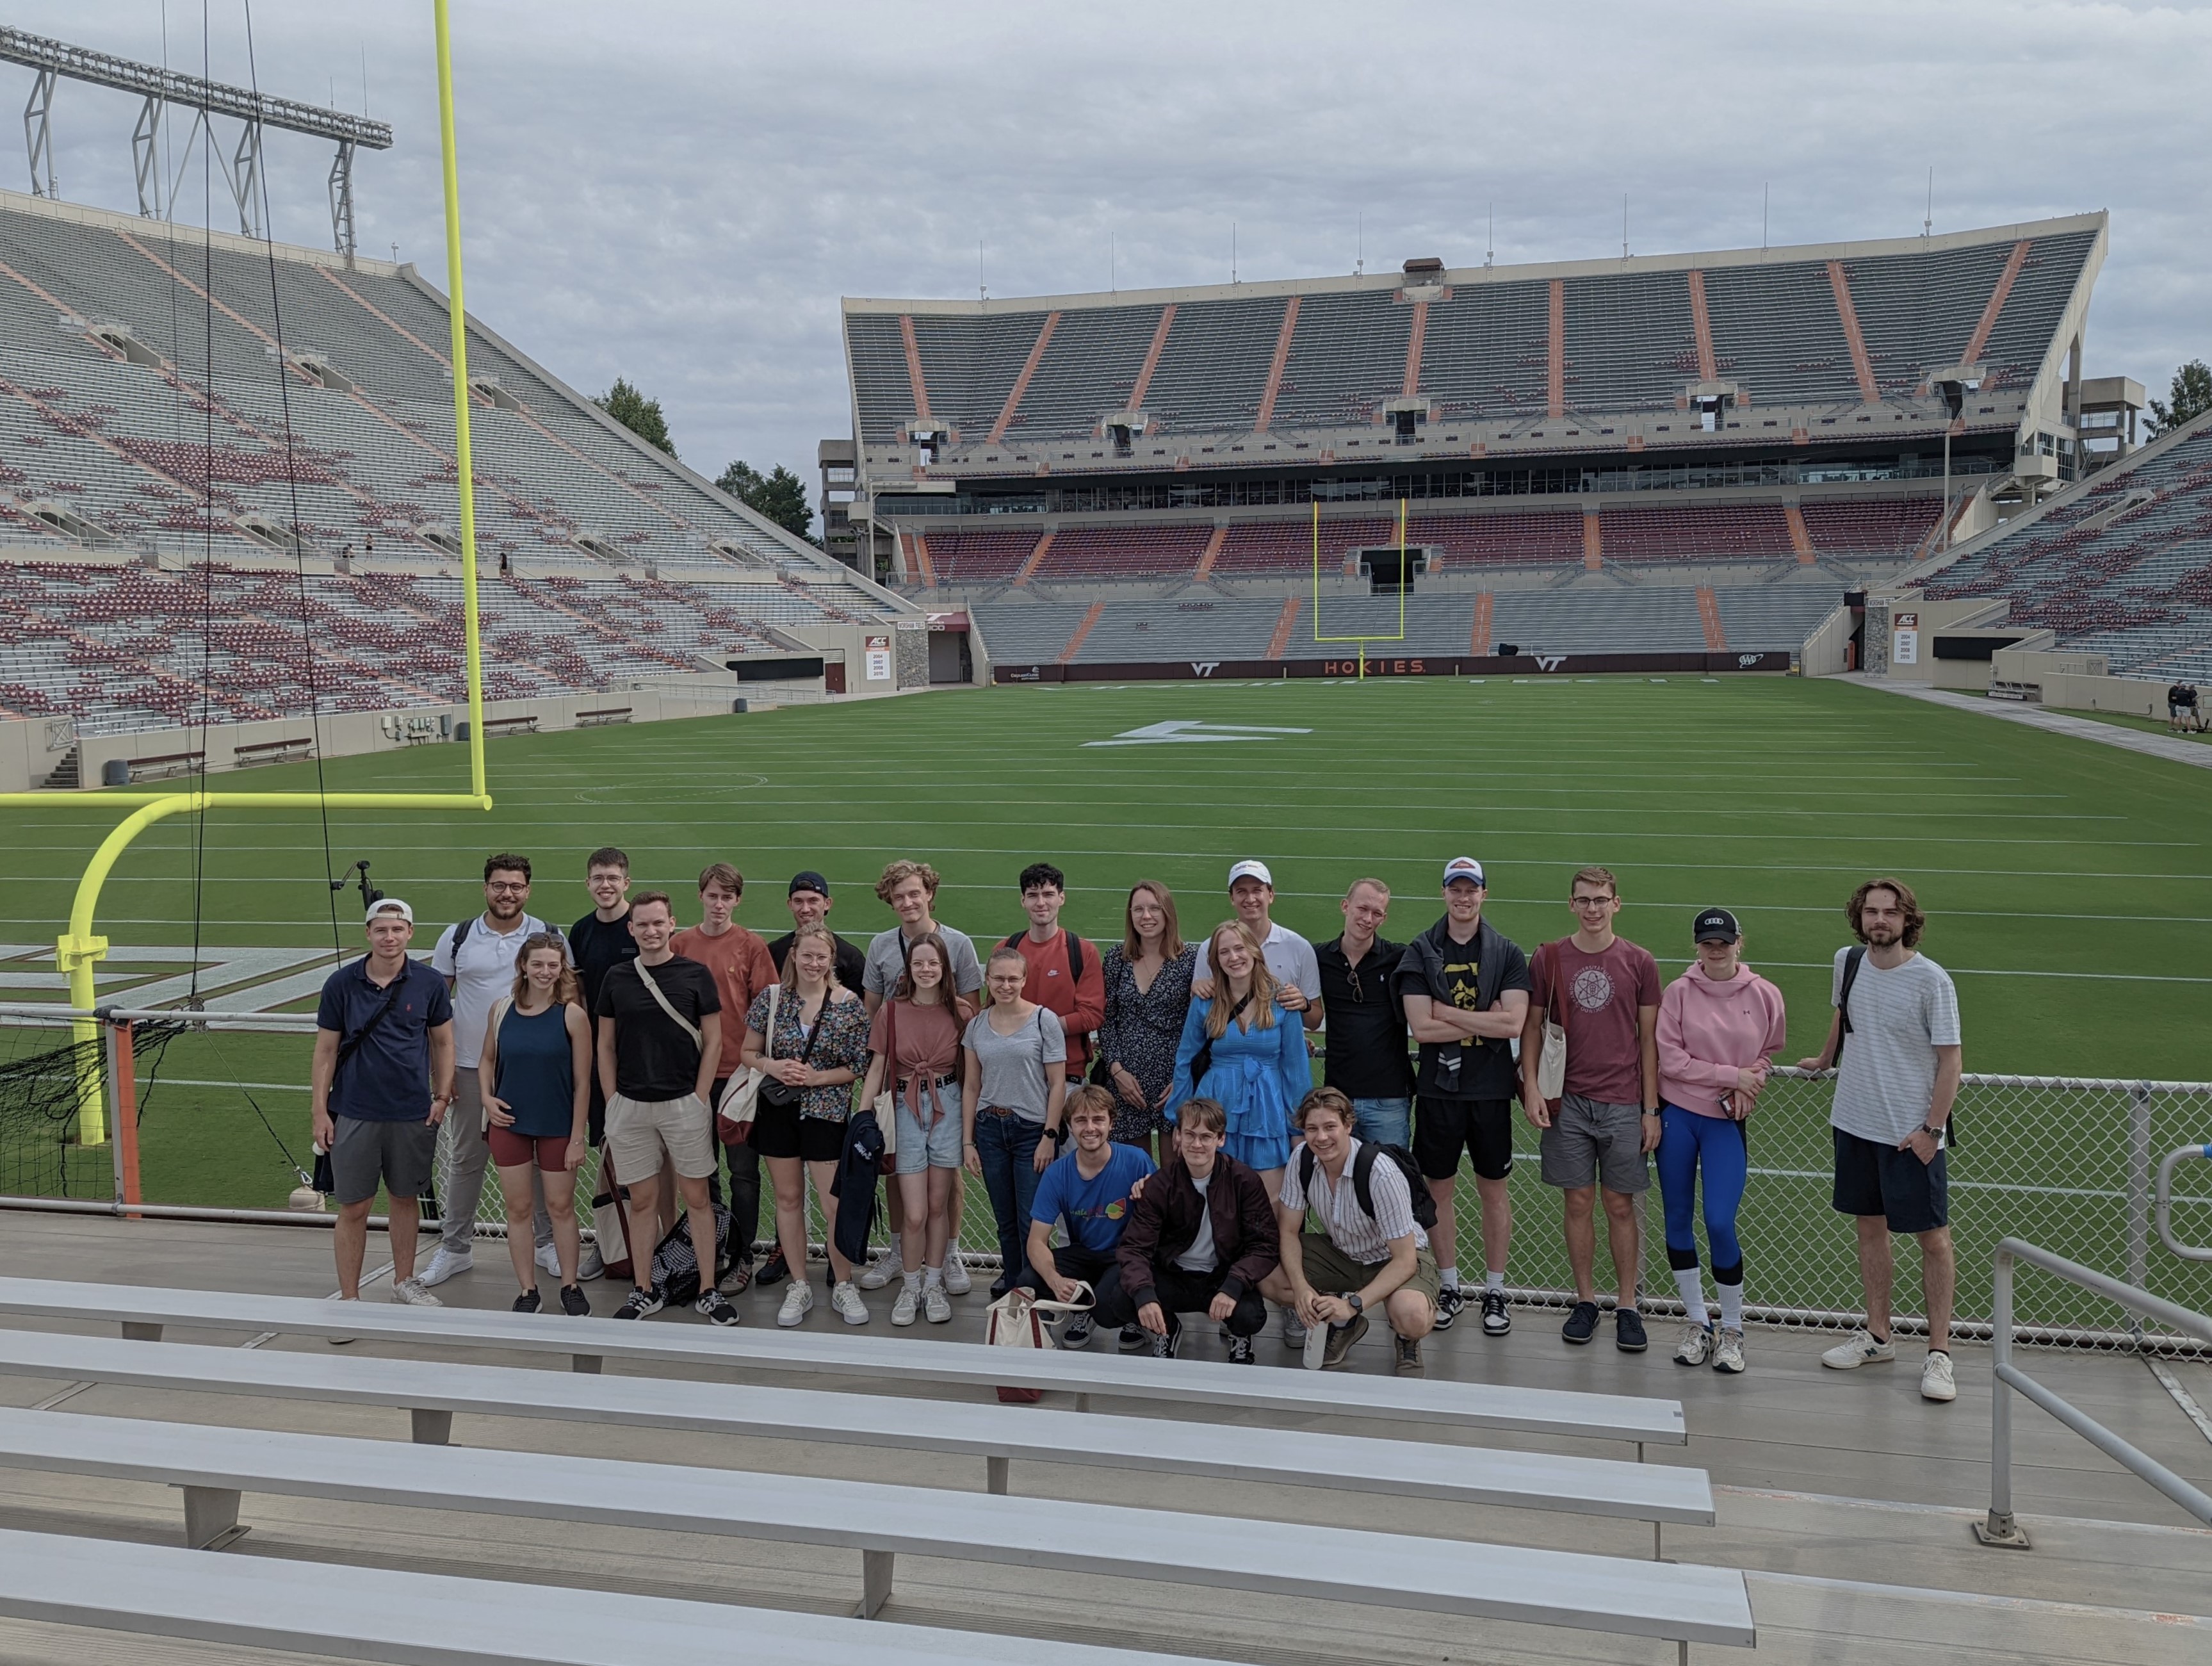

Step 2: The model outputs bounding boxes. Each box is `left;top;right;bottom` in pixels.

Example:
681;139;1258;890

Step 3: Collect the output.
1534;943;1568;1102
984;1281;1094;1403
717;983;777;1137
870;997;899;1158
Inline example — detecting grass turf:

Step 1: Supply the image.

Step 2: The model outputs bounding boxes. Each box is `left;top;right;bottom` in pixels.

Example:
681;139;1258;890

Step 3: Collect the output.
4;672;2209;1328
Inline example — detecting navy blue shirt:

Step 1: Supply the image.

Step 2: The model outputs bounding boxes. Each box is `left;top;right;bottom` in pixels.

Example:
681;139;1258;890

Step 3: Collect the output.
316;954;454;1123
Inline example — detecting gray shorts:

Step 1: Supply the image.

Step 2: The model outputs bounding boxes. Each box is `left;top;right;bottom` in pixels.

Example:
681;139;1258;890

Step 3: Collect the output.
330;1113;439;1207
1538;1093;1651;1194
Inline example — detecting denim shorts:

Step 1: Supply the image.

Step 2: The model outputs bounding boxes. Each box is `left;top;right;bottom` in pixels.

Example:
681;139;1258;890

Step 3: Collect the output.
1349;1095;1411;1150
893;1079;963;1173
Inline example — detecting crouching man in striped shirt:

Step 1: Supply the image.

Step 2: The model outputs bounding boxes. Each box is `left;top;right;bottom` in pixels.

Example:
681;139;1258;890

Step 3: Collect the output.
1260;1086;1441;1376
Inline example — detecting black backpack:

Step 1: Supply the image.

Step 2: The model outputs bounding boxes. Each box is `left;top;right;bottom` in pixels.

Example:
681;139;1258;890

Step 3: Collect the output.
648;1200;735;1306
1299;1141;1440;1232
998;929;1087;985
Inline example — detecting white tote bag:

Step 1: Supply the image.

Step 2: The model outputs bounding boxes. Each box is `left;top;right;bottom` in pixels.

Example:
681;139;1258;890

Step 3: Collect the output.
982;1282;1093;1403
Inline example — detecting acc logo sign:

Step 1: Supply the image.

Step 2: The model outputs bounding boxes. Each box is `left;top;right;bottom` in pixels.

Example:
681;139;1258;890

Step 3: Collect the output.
1191;662;1219;677
1533;654;1568;672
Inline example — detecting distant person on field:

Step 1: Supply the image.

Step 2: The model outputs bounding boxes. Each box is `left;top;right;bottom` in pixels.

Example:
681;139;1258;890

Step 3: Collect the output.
2169;682;2190;733
1396;856;1531;1340
1189;859;1322;1030
594;890;735;1326
861;860;985;1295
1096;879;1196;1164
1799;877;1963;1404
738;922;872;1327
1655;908;1785;1375
1019;1085;1154;1348
1522;866;1662;1354
1115;1095;1279;1362
476;931;592;1315
1317;878;1413;1150
756;870;866;1288
423;853;558;1291
1259;1087;1438;1377
671;863;778;1295
856;932;964;1325
311;898;455;1311
962;945;1068;1300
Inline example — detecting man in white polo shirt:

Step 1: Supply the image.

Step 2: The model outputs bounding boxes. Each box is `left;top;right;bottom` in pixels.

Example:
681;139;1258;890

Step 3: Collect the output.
420;853;558;1287
1190;859;1322;1031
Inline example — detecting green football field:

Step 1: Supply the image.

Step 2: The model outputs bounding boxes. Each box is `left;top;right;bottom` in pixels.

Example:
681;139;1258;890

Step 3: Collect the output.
5;672;2209;1328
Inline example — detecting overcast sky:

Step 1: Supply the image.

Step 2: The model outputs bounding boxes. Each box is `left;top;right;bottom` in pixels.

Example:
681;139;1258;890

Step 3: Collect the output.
13;3;2209;496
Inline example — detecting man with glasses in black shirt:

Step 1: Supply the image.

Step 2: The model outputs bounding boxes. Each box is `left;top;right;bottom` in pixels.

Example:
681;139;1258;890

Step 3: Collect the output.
1315;879;1414;1149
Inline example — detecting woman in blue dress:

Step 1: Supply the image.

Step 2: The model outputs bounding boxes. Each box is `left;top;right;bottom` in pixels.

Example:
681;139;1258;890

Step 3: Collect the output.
1166;920;1312;1193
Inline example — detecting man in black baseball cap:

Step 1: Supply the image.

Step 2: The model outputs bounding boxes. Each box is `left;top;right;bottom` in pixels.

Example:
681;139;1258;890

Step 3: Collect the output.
767;872;867;988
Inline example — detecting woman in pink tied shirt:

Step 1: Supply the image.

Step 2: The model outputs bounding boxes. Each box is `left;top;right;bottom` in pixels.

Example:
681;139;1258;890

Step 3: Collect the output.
1655;907;1787;1376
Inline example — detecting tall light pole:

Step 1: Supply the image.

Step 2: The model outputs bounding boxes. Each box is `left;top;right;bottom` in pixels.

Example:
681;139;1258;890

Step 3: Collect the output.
1930;363;1983;554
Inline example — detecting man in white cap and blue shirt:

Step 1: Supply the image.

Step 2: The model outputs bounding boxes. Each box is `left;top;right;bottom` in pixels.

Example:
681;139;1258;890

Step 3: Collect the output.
1190;858;1322;1030
1394;857;1531;1337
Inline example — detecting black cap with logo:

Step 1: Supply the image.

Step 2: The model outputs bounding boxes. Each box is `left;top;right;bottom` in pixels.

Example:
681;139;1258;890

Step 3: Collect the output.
1692;906;1741;943
788;870;831;898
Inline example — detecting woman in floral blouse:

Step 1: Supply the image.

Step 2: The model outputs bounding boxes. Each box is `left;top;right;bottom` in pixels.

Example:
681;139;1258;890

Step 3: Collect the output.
1096;880;1196;1159
738;922;872;1327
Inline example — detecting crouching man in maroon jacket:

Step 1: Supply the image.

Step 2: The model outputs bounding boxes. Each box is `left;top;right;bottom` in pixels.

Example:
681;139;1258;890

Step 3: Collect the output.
1114;1097;1281;1363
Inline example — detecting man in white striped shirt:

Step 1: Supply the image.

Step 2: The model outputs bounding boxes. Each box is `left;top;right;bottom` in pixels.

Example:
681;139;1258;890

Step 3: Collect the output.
1260;1087;1440;1376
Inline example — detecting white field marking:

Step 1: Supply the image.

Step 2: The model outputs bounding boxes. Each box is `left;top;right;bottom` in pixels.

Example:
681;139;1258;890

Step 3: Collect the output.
1744;959;2212;983
154;1078;310;1091
1084;719;1317;747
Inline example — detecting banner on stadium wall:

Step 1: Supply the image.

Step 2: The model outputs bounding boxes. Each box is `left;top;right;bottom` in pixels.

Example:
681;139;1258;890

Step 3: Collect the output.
865;634;893;682
993;652;1789;684
1891;611;1920;666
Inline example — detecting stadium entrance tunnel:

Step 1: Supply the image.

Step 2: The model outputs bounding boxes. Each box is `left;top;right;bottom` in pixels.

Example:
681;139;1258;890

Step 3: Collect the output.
1355;544;1430;593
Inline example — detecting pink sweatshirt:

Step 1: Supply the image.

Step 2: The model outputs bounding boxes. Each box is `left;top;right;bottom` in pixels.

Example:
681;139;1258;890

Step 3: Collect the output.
1657;961;1787;1118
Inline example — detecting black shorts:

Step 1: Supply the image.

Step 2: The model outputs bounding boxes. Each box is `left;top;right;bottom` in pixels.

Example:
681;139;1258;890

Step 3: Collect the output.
1831;1126;1948;1234
1413;1095;1513;1182
749;1100;845;1163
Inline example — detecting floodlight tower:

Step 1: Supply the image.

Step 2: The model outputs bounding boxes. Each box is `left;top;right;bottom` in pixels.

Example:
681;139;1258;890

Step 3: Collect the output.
1929;363;1985;553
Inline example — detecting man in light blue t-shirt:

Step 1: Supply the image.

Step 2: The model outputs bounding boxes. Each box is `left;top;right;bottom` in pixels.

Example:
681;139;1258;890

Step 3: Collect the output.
1020;1085;1154;1347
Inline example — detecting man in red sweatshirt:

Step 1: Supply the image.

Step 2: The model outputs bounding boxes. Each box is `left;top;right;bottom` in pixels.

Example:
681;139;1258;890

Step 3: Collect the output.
1002;863;1107;1129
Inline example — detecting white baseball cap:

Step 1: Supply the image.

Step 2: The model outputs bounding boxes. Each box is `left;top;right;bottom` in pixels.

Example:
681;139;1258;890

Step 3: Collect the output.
1442;856;1486;888
365;897;414;925
1226;859;1274;889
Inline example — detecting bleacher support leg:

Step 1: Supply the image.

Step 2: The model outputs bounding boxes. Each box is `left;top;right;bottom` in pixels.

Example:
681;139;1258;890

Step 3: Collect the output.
987;1455;1009;1495
121;1322;162;1343
179;1485;248;1551
410;1408;453;1446
571;1353;603;1374
858;1549;894;1620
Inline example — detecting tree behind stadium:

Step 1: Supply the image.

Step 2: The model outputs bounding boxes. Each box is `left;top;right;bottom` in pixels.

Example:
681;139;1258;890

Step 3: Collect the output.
717;460;815;541
594;378;677;456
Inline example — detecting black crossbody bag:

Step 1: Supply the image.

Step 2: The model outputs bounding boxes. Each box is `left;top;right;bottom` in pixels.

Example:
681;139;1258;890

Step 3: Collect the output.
760;1001;828;1111
310;967;408;1192
1189;990;1253;1084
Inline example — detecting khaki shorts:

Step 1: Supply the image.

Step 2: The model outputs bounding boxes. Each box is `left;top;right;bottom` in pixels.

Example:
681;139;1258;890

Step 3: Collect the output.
605;1091;716;1182
1294;1229;1441;1316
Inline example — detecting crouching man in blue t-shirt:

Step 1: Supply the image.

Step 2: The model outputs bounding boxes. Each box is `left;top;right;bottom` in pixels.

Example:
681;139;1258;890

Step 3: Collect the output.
1019;1084;1153;1348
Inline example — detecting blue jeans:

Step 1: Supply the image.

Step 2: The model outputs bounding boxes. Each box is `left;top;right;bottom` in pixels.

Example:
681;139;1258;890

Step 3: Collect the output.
973;1111;1043;1290
1350;1096;1412;1150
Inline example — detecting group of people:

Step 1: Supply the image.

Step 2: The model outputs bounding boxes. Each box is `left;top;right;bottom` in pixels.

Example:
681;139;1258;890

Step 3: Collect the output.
309;847;1964;1398
2166;682;2203;734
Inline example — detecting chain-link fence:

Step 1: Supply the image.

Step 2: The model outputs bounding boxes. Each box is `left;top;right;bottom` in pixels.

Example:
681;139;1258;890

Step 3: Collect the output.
5;1009;2208;1354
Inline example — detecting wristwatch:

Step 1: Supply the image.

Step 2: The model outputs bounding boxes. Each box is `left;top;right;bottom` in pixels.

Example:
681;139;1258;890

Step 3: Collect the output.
1919;1123;1945;1141
1345;1293;1364;1314
1040;1125;1062;1145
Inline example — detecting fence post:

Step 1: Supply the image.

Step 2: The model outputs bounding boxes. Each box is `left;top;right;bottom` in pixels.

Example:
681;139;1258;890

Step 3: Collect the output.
2127;1084;2153;1340
108;1016;142;1219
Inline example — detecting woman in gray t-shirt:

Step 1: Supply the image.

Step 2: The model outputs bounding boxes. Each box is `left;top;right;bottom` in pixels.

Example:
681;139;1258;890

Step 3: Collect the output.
961;946;1068;1298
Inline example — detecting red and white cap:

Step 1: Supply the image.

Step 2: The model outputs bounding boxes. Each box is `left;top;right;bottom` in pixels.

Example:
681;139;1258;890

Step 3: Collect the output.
1442;856;1486;888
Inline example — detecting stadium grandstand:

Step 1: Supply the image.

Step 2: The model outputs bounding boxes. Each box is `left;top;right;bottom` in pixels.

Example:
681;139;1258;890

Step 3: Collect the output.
833;215;2138;678
0;183;918;753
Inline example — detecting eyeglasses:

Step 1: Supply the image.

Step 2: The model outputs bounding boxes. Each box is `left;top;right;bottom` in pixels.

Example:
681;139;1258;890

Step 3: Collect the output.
485;882;529;894
1570;895;1614;909
1346;965;1365;1004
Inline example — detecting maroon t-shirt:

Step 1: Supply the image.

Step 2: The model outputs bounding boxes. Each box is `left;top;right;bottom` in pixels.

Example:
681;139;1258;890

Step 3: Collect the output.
1531;936;1661;1107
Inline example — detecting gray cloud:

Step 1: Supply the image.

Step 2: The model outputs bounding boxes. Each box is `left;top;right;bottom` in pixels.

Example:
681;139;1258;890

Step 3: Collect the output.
12;1;2207;489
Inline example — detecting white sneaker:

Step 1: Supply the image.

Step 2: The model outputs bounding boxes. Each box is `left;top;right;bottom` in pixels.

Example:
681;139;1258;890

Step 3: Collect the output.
1921;1350;1956;1402
941;1254;972;1296
855;1246;904;1291
1712;1328;1747;1375
923;1282;952;1324
1820;1328;1896;1370
418;1245;472;1287
1279;1305;1307;1347
776;1283;813;1327
391;1277;443;1307
577;1245;605;1281
1673;1323;1714;1366
891;1280;920;1327
534;1243;560;1276
831;1281;870;1326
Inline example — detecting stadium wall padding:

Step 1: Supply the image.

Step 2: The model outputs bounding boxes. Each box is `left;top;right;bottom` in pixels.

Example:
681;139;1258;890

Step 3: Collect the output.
993;652;1792;683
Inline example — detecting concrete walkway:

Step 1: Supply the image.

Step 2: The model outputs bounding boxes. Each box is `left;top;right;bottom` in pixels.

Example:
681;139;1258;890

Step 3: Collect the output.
1854;676;2212;771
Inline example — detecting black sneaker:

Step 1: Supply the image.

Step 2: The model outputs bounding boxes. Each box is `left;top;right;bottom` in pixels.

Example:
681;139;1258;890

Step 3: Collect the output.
1614;1307;1648;1353
1433;1286;1463;1331
1118;1323;1147;1352
558;1284;591;1317
695;1290;741;1327
1061;1313;1093;1350
1148;1323;1182;1360
1394;1335;1424;1377
1561;1300;1600;1344
1225;1333;1256;1365
613;1286;665;1321
1481;1288;1512;1336
755;1248;790;1287
511;1288;542;1314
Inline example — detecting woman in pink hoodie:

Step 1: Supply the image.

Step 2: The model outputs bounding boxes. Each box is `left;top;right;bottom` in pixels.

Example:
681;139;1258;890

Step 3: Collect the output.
1656;908;1787;1375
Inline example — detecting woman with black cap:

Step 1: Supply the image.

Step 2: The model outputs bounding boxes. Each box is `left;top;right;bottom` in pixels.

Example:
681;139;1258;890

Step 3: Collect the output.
1654;907;1785;1375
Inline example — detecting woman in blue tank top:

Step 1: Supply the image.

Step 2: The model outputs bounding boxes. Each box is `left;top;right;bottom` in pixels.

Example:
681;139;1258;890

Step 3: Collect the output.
478;933;592;1314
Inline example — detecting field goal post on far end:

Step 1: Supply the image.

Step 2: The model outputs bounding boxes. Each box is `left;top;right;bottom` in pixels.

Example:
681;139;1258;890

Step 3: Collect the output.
1310;497;1409;678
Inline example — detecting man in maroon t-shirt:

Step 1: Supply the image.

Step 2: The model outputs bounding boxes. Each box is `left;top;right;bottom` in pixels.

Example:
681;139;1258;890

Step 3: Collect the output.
1521;865;1662;1353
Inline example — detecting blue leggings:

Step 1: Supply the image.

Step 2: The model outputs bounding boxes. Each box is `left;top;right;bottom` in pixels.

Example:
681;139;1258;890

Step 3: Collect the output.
1655;1105;1746;1277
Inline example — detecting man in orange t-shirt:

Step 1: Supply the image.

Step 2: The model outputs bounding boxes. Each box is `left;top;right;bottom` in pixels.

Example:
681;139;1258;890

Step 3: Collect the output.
672;862;778;1291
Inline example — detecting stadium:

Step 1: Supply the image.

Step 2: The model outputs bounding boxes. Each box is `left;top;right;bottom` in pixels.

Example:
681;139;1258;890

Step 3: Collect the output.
0;12;2206;1666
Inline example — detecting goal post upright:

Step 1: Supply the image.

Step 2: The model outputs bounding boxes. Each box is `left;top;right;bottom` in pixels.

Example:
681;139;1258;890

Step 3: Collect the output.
1310;497;1410;679
0;3;493;1147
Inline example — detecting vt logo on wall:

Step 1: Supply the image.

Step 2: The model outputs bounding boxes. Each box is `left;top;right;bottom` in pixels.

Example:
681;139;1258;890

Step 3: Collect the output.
1084;720;1313;747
